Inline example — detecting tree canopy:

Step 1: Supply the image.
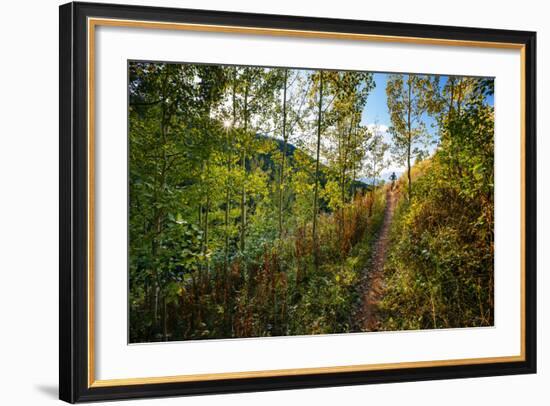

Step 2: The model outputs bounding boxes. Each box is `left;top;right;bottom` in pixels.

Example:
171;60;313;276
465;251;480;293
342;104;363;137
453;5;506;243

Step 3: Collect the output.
128;62;494;342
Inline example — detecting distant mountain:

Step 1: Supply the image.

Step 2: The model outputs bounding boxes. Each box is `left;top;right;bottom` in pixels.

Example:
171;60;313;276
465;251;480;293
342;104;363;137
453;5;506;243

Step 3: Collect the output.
381;170;403;181
359;177;383;186
256;134;371;192
361;171;404;186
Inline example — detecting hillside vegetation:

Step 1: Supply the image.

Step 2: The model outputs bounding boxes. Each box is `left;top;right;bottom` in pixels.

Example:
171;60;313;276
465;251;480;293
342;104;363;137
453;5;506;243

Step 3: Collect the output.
379;79;494;330
128;63;387;342
128;62;494;342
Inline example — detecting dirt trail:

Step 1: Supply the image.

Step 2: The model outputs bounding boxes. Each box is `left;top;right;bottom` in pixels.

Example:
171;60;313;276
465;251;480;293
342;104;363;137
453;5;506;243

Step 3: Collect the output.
356;188;397;331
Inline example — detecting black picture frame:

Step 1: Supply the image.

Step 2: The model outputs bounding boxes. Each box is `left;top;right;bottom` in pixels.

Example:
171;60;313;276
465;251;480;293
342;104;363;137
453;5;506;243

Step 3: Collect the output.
59;1;537;403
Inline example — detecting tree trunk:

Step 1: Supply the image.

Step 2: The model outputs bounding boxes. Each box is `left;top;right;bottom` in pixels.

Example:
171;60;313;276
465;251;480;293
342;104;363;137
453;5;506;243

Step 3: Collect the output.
407;76;412;202
162;295;168;341
224;73;237;289
204;175;210;253
224;153;231;273
447;78;456;177
312;71;324;264
154;286;159;337
152;86;169;337
455;79;464;178
351;122;357;201
340;117;353;253
447;78;455;131
278;69;288;238
198;204;202;231
240;81;249;253
338;125;345;249
369;160;376;217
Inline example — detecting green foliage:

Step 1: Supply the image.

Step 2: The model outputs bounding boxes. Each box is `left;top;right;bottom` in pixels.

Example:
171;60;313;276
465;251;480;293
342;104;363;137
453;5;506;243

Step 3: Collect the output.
128;62;385;342
128;61;494;342
379;82;494;330
386;73;440;201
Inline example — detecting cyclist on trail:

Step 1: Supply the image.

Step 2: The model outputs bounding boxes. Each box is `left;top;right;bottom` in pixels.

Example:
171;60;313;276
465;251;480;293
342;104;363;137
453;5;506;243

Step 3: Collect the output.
390;172;397;190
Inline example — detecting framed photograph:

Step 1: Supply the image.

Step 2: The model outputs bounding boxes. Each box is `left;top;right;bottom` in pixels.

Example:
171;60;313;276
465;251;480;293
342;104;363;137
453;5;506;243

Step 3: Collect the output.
59;2;536;403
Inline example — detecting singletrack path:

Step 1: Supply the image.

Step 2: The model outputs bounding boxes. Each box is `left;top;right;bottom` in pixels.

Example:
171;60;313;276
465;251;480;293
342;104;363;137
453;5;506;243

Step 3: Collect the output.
356;188;397;331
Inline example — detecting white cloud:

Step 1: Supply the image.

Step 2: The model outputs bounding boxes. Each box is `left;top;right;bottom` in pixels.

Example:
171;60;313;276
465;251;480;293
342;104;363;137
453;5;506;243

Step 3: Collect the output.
365;123;389;134
363;123;406;175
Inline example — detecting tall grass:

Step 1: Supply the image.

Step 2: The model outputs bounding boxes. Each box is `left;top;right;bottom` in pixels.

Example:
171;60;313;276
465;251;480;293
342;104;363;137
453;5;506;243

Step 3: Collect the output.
129;188;387;341
379;157;494;331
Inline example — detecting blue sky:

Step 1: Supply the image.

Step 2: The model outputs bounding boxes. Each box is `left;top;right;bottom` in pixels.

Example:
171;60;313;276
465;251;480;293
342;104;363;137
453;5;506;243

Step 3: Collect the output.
360;73;444;180
362;73;392;125
359;73;493;181
278;69;493;183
